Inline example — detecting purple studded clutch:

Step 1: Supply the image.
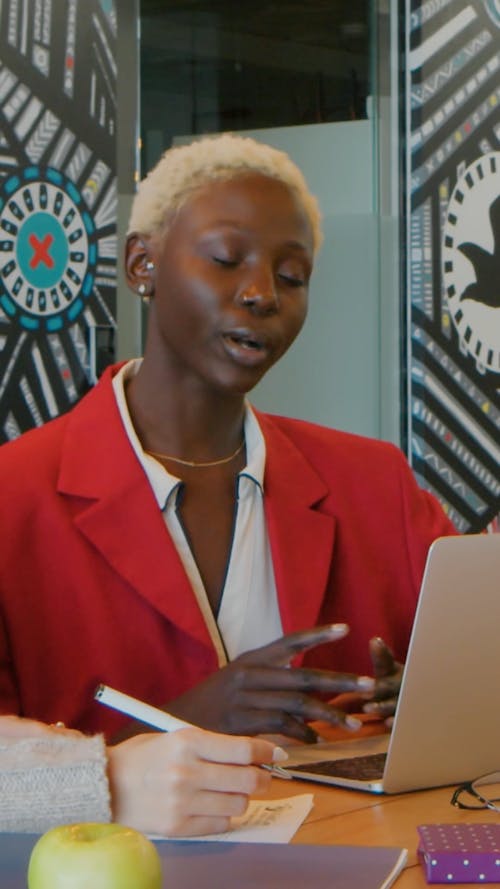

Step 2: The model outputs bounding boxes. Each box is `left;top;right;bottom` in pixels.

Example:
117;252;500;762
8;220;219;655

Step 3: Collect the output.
418;824;500;884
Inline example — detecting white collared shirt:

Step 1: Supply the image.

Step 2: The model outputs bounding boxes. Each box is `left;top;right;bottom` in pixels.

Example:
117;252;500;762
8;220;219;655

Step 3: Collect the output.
112;359;283;665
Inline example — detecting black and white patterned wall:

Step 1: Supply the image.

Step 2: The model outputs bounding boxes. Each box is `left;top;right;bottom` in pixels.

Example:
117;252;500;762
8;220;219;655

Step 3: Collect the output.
406;0;500;532
0;0;117;442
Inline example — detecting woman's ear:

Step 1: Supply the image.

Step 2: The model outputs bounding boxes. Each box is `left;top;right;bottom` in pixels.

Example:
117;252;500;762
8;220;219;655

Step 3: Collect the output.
124;234;155;297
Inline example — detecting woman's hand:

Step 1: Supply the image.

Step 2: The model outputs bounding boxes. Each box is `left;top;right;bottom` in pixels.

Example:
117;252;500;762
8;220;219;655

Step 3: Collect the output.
107;728;282;837
166;624;375;742
362;637;404;723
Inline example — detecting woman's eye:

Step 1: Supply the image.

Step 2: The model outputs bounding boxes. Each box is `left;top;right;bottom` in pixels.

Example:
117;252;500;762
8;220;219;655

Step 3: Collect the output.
279;272;306;287
212;256;238;267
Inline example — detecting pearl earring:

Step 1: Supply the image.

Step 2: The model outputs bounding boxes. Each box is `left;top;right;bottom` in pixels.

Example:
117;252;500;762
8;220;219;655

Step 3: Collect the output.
146;261;155;271
138;283;146;295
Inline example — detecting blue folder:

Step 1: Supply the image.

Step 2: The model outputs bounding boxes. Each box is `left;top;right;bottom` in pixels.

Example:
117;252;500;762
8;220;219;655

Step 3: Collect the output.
1;833;407;889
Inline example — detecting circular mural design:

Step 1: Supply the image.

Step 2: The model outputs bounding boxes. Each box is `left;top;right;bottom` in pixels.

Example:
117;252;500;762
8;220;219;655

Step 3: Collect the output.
442;151;500;376
483;0;500;28
0;167;96;332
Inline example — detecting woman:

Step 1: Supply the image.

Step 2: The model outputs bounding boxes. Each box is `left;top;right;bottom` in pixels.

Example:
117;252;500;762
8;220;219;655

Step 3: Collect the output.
0;715;282;835
0;135;455;743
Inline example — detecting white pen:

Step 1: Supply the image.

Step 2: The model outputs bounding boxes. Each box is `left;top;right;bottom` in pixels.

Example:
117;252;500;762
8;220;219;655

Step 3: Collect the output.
95;683;194;732
94;683;292;780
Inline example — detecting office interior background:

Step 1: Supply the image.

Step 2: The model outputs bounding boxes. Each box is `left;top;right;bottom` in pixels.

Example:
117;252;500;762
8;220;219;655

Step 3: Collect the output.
0;0;498;533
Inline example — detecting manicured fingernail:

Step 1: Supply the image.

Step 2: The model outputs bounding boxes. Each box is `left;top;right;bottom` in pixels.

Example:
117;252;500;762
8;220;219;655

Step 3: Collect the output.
362;702;379;714
357;675;375;690
272;746;289;763
345;716;362;730
329;623;349;637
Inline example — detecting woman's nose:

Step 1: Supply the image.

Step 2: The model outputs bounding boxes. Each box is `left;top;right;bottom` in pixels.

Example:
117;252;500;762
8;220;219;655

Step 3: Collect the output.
238;278;279;313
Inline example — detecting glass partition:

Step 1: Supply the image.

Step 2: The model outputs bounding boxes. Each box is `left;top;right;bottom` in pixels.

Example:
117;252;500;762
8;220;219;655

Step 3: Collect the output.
138;1;400;442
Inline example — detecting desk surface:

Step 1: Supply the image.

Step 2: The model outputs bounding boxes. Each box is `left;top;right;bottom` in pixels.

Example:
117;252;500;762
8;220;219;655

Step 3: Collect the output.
262;777;500;887
2;782;498;887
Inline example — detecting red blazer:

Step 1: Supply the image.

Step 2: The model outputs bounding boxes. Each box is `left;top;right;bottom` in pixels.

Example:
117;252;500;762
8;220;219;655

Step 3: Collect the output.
0;366;455;737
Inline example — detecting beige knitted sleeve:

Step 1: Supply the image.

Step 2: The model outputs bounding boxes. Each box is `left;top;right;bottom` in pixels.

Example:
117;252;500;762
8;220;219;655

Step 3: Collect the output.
0;733;112;832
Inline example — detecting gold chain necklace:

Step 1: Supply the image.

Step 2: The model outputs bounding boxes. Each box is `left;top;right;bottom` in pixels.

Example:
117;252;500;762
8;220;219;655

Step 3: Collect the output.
146;439;245;468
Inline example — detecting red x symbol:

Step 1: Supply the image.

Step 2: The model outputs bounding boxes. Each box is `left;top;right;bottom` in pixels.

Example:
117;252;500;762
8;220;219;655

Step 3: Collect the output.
29;233;54;269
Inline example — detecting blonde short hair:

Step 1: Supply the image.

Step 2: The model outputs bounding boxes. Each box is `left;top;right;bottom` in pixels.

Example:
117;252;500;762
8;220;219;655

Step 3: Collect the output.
127;133;323;253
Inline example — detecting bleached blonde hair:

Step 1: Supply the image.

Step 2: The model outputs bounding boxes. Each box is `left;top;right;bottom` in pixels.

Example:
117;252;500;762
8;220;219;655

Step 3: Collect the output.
127;133;323;253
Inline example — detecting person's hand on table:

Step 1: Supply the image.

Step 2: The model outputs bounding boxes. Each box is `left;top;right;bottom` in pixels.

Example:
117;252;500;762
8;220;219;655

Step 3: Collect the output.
361;637;404;725
166;624;375;743
108;729;280;837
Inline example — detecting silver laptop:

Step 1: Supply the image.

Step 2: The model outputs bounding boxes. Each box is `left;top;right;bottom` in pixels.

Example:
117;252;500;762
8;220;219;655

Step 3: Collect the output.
283;533;500;793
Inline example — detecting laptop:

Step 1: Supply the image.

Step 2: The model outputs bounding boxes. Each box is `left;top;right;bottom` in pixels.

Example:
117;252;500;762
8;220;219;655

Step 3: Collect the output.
282;533;500;793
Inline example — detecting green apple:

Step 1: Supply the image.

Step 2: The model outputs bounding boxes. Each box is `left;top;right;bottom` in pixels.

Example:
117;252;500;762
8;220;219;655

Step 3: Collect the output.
27;822;162;889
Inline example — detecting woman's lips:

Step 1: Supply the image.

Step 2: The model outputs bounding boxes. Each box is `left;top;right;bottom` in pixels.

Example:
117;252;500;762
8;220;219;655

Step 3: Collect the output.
221;329;272;366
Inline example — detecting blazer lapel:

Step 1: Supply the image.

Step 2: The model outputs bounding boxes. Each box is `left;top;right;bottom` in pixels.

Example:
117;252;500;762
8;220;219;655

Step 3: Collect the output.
257;413;337;636
57;370;215;652
57;373;336;655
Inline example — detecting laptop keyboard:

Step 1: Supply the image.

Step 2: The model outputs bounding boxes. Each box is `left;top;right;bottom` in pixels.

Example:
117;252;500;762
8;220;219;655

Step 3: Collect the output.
288;752;387;781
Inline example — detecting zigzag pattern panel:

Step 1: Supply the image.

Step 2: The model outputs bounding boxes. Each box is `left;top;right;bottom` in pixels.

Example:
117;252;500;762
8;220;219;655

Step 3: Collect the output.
0;0;117;442
406;0;500;532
